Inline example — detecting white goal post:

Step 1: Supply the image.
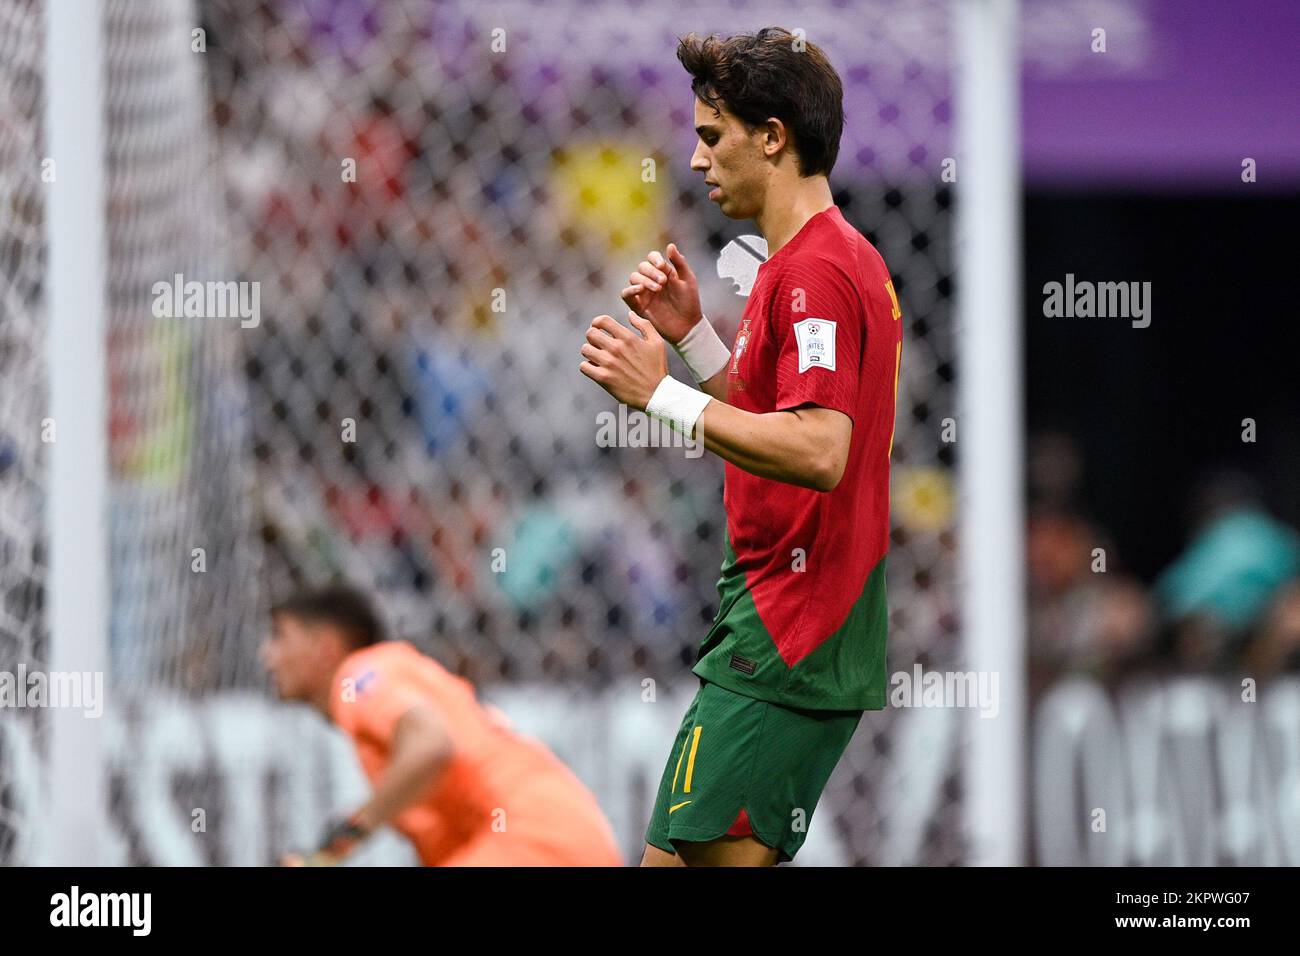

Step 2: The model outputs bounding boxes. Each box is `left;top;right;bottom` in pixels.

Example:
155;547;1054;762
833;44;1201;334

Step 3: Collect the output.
954;0;1026;866
44;0;109;866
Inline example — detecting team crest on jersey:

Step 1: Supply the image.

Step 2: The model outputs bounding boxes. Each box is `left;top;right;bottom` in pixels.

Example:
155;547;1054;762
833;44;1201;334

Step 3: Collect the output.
793;317;837;372
731;317;752;374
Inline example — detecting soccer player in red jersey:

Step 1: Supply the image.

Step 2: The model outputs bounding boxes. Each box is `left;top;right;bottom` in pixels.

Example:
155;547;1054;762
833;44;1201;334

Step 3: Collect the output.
580;28;903;866
261;585;622;866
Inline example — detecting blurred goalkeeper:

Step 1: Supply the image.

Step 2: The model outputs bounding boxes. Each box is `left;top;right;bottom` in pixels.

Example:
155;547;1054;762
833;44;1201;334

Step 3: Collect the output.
580;28;903;866
261;585;622;866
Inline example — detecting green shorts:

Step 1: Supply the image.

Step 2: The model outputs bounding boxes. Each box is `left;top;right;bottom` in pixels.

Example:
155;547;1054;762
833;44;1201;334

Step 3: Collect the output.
645;679;863;863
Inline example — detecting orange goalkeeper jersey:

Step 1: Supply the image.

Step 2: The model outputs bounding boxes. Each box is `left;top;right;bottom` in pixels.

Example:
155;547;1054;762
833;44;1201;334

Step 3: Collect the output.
329;641;621;866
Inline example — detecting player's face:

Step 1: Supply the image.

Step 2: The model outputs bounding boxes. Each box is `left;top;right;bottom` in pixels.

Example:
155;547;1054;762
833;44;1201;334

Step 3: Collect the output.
260;614;334;701
690;97;770;220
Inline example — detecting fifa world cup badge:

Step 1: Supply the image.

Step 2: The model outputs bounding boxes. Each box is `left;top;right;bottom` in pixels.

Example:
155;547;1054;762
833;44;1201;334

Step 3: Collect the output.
793;317;837;373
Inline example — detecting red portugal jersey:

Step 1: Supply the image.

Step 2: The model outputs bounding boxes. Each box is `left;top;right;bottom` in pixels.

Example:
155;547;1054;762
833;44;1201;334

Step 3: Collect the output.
693;204;902;710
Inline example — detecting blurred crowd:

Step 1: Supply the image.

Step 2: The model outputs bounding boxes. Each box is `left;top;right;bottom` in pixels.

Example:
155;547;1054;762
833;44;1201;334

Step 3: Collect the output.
200;0;960;691
190;0;1300;703
1027;432;1300;698
202;1;769;686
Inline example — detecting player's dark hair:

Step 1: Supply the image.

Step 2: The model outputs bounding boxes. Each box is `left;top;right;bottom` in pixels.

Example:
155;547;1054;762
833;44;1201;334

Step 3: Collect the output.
271;584;385;649
676;26;844;178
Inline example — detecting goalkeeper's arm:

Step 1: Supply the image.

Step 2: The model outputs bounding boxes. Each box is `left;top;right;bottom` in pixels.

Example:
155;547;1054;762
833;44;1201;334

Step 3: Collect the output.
284;705;452;865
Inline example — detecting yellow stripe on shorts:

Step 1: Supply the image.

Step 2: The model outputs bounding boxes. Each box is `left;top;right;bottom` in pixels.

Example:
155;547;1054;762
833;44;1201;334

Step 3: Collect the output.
683;726;702;793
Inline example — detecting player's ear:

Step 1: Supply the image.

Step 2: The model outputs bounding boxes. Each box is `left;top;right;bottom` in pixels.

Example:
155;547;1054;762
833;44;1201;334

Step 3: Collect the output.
762;117;787;158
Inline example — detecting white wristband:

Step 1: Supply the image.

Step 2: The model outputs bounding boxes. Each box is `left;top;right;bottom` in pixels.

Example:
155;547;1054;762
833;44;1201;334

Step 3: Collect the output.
673;315;732;383
645;375;712;439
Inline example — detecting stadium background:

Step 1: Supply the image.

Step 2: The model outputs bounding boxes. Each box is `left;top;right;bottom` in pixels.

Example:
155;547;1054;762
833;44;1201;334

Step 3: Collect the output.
2;0;1297;865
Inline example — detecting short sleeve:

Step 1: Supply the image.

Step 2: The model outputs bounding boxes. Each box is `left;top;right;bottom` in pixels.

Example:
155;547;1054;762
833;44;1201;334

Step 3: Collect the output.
331;657;428;745
772;257;863;420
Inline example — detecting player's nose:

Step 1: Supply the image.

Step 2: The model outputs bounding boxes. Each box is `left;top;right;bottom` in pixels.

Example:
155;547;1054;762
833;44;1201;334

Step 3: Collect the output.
689;143;709;172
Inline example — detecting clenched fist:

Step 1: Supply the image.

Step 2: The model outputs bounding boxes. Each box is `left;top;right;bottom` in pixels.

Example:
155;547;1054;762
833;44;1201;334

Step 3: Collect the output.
579;312;669;410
